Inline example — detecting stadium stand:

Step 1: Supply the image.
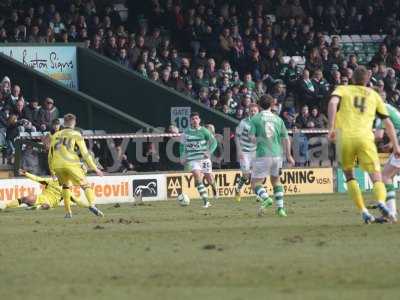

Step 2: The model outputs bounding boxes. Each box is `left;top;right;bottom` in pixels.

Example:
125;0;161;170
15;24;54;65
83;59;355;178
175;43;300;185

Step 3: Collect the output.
0;1;398;125
0;0;399;171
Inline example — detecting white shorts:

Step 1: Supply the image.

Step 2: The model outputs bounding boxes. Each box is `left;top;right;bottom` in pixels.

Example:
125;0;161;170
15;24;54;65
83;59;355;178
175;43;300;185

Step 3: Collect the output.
388;154;400;169
187;159;212;174
240;152;256;173
251;156;282;179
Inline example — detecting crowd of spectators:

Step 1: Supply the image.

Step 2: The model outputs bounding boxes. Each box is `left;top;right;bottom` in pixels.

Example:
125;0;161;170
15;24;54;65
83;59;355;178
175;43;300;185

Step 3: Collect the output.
1;0;400;170
0;76;60;165
0;0;399;132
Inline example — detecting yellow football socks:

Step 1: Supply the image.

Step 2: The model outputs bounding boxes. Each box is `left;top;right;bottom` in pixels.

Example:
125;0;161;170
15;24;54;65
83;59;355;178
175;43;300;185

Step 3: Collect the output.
373;181;386;204
62;188;72;214
84;187;95;207
347;179;366;212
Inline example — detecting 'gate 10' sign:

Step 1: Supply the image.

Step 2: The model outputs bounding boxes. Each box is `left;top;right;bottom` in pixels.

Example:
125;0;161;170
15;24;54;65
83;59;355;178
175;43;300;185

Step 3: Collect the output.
171;107;191;131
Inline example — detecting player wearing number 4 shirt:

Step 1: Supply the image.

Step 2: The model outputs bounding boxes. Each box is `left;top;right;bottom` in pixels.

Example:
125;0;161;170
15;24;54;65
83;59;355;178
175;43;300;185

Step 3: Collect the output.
180;112;218;208
48;113;104;219
249;95;295;217
235;103;259;202
328;66;400;224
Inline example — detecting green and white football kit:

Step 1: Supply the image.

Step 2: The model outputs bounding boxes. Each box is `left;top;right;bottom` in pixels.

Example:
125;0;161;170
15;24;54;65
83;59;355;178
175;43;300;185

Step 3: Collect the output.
250;110;289;179
236;117;257;173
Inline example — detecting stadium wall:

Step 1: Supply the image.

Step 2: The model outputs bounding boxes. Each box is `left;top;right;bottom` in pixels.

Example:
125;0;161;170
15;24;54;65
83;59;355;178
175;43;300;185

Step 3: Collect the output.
77;47;239;132
0;167;334;204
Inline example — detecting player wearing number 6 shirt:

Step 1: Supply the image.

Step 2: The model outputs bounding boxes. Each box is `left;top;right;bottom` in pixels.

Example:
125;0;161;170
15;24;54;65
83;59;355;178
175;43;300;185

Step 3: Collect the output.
180;112;217;208
48;113;104;219
328;66;400;224
249;95;295;217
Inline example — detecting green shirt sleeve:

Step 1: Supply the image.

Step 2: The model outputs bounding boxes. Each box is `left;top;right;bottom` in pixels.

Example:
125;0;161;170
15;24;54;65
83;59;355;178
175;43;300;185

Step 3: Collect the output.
249;116;257;137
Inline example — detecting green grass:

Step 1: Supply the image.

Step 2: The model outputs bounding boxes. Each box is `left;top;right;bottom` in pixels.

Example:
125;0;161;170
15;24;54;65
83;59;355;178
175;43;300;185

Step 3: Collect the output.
1;194;400;300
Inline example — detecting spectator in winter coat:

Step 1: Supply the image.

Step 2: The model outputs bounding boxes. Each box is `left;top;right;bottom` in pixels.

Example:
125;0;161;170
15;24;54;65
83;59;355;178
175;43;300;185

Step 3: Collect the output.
38;98;59;131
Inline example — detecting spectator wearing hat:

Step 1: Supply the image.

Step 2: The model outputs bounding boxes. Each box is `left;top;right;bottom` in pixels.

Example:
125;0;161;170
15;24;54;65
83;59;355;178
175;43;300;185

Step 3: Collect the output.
38;97;59;131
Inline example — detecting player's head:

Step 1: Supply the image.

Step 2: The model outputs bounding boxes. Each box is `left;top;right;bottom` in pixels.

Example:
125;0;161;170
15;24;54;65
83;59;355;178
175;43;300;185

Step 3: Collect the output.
259;94;274;110
63;113;77;128
248;103;260;117
352;66;370;86
190;112;201;128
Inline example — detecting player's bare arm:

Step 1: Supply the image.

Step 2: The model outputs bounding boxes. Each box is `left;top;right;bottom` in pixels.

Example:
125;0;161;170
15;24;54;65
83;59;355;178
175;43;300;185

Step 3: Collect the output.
383;118;400;157
327;95;340;142
283;137;295;166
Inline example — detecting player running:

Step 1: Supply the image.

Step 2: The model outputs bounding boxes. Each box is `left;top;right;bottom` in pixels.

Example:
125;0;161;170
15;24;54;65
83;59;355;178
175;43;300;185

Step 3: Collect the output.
180;112;217;208
328;66;400;224
249;95;295;217
375;103;400;220
235;103;259;202
48;113;104;218
0;169;87;211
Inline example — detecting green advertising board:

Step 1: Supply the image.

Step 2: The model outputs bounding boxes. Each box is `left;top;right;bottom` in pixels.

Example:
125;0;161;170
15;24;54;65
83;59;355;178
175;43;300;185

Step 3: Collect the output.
336;168;367;192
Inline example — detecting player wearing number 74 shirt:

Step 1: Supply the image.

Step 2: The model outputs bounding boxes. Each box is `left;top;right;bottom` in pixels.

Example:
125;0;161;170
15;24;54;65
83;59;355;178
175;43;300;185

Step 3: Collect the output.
328;66;400;224
48;113;104;219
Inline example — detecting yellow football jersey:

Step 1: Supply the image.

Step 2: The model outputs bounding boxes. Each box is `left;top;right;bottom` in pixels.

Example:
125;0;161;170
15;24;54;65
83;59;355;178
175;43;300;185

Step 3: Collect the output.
48;128;97;173
24;172;62;207
332;85;389;139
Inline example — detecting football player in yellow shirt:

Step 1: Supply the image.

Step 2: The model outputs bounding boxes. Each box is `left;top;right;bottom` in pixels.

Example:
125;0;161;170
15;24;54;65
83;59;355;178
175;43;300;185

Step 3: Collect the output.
0;169;87;210
48;113;104;218
328;66;400;223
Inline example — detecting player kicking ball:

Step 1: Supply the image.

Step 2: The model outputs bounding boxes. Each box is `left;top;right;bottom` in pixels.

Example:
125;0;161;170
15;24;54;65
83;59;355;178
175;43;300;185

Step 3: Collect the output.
0;169;87;211
248;95;295;217
48;113;104;218
375;102;400;221
328;66;400;224
235;103;259;201
180;112;217;208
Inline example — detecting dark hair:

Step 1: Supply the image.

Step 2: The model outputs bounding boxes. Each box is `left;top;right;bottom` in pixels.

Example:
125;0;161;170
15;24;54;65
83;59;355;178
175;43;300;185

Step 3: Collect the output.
259;94;274;110
190;112;200;118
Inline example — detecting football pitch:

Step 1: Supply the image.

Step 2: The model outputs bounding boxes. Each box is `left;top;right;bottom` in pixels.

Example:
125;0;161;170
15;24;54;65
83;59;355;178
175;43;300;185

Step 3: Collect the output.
1;194;400;300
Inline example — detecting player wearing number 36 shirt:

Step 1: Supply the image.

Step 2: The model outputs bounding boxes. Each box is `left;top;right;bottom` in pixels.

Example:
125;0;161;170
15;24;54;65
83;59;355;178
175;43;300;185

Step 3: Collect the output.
328;66;400;224
48;113;104;219
180;112;217;208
